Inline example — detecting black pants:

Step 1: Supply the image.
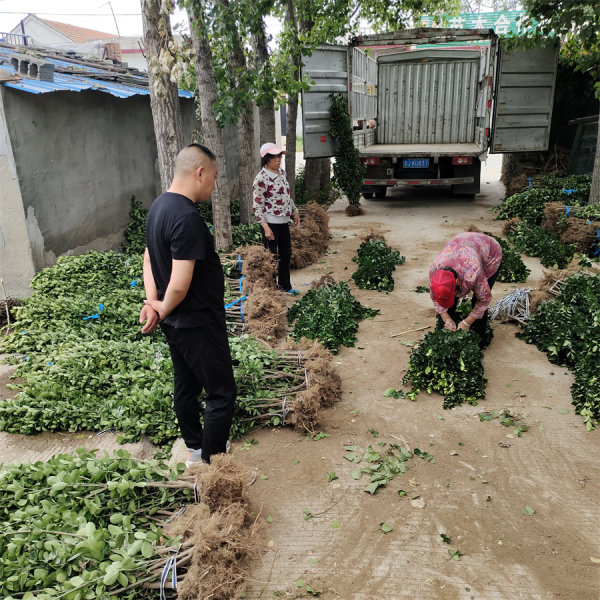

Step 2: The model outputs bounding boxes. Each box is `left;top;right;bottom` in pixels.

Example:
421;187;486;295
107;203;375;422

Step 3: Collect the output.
447;263;501;337
262;222;292;292
161;320;236;463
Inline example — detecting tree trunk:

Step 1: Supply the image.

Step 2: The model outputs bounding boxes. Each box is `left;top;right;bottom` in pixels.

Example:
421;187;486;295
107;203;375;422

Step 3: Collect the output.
187;3;232;250
320;157;331;190
223;0;255;224
141;0;184;191
284;0;300;200
252;17;276;145
589;106;600;204
304;158;321;202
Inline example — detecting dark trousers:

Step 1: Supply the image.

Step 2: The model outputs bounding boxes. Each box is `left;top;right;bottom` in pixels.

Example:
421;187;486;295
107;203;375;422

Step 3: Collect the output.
447;263;501;337
161;320;236;463
262;222;292;292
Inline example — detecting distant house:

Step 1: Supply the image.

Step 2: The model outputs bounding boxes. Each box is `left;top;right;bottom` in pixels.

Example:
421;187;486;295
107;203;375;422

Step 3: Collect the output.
0;42;202;298
9;13;125;63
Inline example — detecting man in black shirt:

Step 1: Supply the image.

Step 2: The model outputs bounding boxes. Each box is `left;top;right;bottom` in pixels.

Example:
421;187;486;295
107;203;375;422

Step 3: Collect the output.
139;143;236;466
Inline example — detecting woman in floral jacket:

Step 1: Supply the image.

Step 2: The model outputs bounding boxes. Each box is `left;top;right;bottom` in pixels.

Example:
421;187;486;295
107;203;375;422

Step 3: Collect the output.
252;142;301;295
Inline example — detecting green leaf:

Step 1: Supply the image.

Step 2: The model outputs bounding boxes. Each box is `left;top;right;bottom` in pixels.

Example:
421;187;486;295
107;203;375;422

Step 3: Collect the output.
440;534;451;544
522;505;535;516
266;516;273;523
327;471;337;482
380;523;392;533
330;521;340;529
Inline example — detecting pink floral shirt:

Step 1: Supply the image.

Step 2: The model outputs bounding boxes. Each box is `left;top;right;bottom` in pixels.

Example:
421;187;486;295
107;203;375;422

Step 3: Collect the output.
429;232;503;319
252;167;298;224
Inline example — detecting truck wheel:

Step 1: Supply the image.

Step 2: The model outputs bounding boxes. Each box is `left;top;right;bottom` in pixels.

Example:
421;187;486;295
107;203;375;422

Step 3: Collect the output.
374;187;387;199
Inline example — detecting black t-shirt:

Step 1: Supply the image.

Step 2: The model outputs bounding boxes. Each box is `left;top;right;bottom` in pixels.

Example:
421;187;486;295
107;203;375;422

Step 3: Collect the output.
146;192;225;328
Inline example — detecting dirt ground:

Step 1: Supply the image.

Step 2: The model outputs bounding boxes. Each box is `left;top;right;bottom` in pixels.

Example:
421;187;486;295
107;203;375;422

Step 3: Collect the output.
235;155;600;600
0;155;598;599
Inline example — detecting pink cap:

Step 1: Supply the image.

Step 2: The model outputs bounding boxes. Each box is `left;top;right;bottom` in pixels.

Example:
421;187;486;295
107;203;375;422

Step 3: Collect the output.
260;142;285;158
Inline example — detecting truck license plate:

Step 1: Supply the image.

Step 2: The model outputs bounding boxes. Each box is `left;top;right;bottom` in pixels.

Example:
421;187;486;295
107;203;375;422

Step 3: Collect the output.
403;158;429;168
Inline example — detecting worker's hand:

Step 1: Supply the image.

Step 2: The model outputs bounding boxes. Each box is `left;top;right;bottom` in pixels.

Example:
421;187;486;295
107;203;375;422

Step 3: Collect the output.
139;304;159;334
144;299;167;322
440;313;457;331
457;320;471;332
263;224;275;240
294;213;301;228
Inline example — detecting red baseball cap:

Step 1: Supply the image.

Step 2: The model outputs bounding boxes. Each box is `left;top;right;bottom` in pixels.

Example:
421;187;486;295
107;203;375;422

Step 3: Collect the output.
430;270;456;309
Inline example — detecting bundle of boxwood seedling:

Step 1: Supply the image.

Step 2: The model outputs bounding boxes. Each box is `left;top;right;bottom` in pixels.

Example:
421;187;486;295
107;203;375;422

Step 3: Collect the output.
403;328;487;409
287;279;379;353
492;175;594;268
489;235;530;283
0;252;340;447
435;300;493;349
0;449;192;599
518;271;599;429
0;449;254;600
351;238;406;291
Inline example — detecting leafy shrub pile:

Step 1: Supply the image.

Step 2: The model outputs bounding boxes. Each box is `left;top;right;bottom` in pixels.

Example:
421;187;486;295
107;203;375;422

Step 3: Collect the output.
0;448;192;599
351;239;406;291
508;222;576;269
122;198;148;255
519;272;600;429
288;280;378;352
403;329;487;409
0;253;339;447
492;236;531;283
494;175;591;225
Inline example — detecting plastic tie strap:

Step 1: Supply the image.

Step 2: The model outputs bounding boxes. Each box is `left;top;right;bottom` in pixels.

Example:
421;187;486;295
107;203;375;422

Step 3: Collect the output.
296;349;303;367
527;177;532;188
165;505;186;524
562;189;576;195
83;303;104;320
193;481;199;503
130;280;137;288
159;545;181;600
281;397;289;425
238;252;242;274
565;206;570;217
594;228;600;256
224;295;247;310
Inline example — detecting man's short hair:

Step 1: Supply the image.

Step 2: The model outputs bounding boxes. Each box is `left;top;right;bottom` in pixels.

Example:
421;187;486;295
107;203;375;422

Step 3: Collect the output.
174;143;216;177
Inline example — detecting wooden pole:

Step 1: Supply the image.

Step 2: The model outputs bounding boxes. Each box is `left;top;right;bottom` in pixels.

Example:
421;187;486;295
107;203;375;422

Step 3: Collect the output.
389;325;431;338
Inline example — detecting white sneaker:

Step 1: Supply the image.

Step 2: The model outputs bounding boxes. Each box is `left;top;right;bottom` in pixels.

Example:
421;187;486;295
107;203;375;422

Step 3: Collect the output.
185;441;231;468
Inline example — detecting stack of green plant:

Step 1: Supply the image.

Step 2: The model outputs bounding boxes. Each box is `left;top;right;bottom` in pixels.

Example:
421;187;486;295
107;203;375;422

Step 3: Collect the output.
351;239;406;291
0;448;191;599
518;272;600;429
494;175;591;225
507;222;576;269
403;329;487;409
0;253;332;446
122;198;148;255
287;281;378;353
491;235;531;283
435;300;493;349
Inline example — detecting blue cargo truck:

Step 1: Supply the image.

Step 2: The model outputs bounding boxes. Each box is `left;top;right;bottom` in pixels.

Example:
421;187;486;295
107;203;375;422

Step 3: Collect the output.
301;28;558;198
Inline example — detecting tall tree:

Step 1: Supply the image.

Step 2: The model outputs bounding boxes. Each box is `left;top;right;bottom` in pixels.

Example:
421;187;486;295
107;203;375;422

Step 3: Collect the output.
519;0;599;203
185;0;233;249
141;0;184;191
251;14;277;145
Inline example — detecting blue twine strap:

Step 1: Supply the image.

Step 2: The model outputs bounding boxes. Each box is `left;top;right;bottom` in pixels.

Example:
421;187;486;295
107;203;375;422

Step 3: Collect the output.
594;228;600;256
527;177;532;188
224;295;247;310
565;206;570;217
238;252;242;274
562;189;576;195
239;274;245;293
82;303;104;320
130;280;138;288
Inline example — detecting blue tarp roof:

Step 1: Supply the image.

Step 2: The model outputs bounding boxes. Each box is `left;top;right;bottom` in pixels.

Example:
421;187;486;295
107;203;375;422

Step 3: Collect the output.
0;46;193;99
